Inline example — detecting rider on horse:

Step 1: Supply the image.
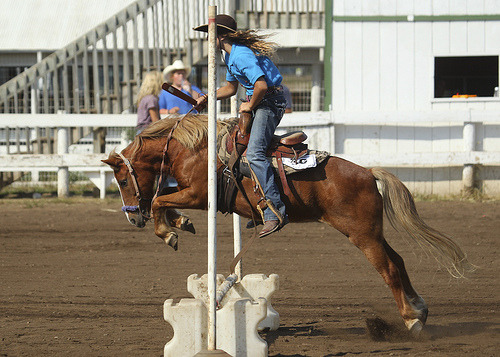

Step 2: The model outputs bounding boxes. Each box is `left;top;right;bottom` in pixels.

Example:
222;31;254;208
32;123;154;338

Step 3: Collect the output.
194;14;288;238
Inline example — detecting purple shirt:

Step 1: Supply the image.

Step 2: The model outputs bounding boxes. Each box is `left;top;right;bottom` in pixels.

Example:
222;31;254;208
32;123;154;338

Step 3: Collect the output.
136;94;159;129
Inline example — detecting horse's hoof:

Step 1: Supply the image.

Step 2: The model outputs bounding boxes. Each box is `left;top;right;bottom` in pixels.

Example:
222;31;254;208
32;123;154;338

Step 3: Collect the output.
418;307;429;325
406;318;423;336
163;232;178;251
181;218;196;234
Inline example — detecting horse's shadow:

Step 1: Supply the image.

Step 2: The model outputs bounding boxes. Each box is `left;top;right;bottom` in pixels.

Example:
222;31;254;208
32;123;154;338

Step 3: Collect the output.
365;317;499;342
424;321;500;340
260;323;326;357
260;319;499;356
261;322;327;340
260;322;365;357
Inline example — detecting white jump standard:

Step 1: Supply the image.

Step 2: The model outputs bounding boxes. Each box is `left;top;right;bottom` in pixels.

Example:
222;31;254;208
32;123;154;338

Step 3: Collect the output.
163;5;280;356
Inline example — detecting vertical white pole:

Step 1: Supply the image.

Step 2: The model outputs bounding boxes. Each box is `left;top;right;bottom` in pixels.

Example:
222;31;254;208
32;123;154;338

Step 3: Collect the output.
31;51;43;115
207;4;218;351
311;64;321;112
231;95;242;280
57;126;69;198
463;120;476;190
99;169;107;199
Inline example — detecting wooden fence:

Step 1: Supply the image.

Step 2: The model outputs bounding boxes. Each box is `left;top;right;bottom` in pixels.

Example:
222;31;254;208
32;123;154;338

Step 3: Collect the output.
1;110;499;198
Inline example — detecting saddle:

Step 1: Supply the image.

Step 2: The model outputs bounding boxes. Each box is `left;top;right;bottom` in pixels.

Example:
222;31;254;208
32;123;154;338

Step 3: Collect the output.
225;116;308;196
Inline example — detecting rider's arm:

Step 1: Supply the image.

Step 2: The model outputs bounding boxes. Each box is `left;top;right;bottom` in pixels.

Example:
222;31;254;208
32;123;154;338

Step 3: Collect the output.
216;80;239;100
195;80;238;107
239;76;267;113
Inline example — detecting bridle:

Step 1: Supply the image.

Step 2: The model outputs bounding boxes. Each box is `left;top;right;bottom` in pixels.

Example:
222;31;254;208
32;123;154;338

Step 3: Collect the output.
117;108;196;221
117;152;152;220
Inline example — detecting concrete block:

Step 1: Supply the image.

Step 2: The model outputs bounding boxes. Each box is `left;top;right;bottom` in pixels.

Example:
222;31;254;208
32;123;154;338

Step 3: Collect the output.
163;298;206;357
164;297;268;357
188;273;280;331
217;298;268;357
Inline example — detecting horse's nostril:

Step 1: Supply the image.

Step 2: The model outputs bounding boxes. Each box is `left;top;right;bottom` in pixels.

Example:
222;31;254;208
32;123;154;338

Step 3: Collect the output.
130;218;136;225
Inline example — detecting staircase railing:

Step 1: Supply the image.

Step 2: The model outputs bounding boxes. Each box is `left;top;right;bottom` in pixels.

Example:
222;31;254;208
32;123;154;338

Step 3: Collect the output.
0;0;324;115
0;0;324;189
1;0;165;116
0;0;324;161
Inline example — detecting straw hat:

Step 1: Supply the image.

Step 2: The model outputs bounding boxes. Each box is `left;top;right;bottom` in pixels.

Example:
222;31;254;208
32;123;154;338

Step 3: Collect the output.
193;14;237;34
163;60;191;81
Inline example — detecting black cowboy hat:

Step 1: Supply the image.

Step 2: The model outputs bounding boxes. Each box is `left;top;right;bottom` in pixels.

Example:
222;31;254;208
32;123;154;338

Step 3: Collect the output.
193;14;237;34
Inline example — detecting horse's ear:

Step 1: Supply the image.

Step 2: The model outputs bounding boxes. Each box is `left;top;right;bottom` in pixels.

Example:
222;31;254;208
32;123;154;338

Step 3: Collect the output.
102;157;120;171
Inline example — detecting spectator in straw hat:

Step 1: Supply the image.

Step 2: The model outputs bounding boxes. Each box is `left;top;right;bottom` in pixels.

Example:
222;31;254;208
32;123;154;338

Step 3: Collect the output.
159;60;203;114
194;14;288;238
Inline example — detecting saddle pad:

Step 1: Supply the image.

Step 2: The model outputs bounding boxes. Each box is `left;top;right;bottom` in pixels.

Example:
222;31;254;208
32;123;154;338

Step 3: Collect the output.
282;154;317;170
217;130;330;175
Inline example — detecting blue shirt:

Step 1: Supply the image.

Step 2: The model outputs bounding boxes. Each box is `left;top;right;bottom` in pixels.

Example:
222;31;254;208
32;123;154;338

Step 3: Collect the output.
225;44;282;96
159;85;203;114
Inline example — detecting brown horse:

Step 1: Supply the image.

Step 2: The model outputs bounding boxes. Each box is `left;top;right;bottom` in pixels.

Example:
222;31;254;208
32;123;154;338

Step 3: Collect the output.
102;114;473;335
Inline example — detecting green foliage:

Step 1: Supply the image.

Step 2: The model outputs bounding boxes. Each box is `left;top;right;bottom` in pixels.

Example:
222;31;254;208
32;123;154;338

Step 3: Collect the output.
0;183;120;199
125;127;136;142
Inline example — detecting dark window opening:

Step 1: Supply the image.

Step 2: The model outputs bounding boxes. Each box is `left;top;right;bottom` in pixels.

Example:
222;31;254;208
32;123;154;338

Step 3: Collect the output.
434;56;499;98
0;67;22;86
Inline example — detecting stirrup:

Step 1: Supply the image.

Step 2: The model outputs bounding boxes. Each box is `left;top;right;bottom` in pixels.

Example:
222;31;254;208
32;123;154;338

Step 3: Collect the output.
263;199;286;226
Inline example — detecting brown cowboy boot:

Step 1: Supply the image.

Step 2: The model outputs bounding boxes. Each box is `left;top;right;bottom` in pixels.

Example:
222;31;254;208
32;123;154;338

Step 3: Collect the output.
259;214;289;238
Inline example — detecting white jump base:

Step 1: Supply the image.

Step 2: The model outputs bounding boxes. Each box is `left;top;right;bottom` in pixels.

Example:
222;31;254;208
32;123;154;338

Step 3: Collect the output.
164;273;279;357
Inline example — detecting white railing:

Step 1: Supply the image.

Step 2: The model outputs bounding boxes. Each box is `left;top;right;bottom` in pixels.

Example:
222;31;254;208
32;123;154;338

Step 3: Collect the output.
0;0;325;116
1;110;499;198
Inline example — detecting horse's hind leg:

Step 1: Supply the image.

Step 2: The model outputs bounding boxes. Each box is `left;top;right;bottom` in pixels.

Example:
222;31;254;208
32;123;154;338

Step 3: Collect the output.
383;241;428;327
349;232;427;334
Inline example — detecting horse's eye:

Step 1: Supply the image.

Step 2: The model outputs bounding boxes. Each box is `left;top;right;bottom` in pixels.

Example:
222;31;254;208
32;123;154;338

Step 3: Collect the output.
119;179;127;187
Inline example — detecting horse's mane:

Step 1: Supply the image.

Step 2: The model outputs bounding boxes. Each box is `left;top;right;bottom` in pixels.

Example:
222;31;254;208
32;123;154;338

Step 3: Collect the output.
129;114;238;156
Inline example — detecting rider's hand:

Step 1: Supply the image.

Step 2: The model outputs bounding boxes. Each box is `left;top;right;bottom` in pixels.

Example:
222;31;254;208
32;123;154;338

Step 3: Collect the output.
239;101;252;113
195;94;208;112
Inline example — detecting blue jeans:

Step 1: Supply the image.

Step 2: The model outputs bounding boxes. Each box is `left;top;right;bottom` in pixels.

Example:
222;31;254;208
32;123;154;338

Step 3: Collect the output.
246;93;287;222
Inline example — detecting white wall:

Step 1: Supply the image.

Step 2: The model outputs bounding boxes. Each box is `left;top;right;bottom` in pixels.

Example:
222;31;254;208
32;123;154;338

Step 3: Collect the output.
331;0;500;112
333;0;500;17
327;1;500;196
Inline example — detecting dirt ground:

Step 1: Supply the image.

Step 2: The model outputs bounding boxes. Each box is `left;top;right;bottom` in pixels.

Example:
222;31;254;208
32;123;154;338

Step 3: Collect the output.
0;198;499;356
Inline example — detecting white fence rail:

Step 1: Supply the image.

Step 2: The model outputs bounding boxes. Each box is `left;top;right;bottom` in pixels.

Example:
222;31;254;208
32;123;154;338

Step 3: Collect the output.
1;110;500;198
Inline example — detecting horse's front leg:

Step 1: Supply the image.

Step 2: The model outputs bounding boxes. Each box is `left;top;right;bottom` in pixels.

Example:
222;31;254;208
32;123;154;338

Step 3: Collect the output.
152;212;181;251
160;186;196;234
152;188;206;250
165;209;195;234
154;206;180;250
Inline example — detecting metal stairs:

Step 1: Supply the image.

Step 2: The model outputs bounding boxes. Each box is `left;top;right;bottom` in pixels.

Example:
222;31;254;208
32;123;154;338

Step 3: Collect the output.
0;0;324;188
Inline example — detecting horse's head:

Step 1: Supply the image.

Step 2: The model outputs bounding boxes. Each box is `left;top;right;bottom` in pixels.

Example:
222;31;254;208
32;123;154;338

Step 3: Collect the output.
102;151;156;228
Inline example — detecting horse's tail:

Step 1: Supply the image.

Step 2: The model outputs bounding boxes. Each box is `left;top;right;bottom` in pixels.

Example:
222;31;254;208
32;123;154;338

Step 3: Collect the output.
370;167;475;278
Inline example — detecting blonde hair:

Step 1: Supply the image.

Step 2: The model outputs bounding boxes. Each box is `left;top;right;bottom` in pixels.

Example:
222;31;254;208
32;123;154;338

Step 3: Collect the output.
223;30;278;58
136;71;163;106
